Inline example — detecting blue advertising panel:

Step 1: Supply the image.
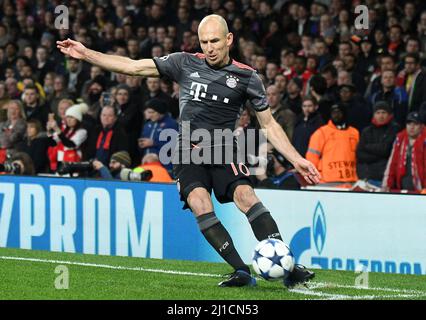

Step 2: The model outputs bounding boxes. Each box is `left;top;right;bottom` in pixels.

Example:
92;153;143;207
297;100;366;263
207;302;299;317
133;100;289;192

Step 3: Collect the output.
1;176;425;275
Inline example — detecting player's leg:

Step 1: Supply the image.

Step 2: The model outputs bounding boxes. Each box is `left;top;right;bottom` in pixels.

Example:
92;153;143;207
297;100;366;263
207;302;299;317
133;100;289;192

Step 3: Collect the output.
187;187;252;277
232;183;315;287
232;184;283;242
222;176;314;287
175;163;254;286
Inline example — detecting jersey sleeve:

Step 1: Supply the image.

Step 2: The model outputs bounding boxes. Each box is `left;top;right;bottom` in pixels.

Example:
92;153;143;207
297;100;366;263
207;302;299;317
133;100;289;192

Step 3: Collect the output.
246;71;269;112
152;52;185;82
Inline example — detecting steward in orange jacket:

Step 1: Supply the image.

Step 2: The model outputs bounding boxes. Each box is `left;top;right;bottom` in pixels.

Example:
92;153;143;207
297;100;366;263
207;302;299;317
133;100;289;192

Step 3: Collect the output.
306;104;360;183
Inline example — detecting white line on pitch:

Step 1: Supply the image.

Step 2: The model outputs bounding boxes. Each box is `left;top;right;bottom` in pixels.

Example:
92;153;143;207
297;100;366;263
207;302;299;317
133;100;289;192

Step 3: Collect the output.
0;255;221;278
310;281;425;295
1;255;425;299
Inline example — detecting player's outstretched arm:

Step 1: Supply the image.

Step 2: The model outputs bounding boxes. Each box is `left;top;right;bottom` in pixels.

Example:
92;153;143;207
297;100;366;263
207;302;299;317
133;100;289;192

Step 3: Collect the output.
56;38;159;77
256;108;321;185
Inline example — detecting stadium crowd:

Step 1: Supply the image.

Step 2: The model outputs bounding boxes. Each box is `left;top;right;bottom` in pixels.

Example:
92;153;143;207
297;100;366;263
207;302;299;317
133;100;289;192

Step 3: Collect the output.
0;0;426;192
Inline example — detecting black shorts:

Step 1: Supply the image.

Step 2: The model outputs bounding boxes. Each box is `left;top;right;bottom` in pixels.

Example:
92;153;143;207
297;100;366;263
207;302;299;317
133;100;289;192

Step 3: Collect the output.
174;162;253;210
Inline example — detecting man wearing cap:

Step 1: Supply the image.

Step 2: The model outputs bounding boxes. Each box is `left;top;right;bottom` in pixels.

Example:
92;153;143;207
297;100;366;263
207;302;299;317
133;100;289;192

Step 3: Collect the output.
139;98;178;170
383;111;426;192
92;151;132;179
356;101;400;186
306;103;359;184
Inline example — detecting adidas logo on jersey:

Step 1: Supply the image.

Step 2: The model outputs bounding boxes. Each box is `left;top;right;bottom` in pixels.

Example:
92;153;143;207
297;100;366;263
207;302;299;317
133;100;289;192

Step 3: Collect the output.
190;72;200;78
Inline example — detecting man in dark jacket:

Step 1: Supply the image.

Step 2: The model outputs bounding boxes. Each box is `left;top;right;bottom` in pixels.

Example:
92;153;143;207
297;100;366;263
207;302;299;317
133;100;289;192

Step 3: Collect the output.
403;53;426;112
84;105;129;166
369;70;408;127
22;84;50;128
356;101;400;186
114;84;142;165
339;84;372;132
292;96;324;157
139;99;178;171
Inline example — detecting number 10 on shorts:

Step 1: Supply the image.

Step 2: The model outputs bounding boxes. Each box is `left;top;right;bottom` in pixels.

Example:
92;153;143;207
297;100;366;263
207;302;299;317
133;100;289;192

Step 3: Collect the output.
230;162;250;176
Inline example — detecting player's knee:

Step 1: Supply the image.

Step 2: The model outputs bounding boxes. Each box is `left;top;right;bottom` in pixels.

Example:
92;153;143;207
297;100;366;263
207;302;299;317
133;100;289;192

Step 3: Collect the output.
187;187;213;215
233;185;259;212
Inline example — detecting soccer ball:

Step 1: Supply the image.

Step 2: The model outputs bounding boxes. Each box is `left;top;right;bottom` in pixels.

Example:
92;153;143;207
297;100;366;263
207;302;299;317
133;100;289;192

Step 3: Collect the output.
252;239;295;280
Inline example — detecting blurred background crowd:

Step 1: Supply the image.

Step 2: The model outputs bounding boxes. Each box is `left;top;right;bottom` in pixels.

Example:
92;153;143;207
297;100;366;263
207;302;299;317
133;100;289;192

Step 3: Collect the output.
0;0;426;193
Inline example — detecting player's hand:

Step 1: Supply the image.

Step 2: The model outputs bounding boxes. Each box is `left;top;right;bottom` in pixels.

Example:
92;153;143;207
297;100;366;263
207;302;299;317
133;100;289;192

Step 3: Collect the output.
56;38;86;59
292;158;321;185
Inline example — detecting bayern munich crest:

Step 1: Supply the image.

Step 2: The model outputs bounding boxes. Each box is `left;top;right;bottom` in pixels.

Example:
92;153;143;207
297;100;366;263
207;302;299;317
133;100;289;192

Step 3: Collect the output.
226;75;239;88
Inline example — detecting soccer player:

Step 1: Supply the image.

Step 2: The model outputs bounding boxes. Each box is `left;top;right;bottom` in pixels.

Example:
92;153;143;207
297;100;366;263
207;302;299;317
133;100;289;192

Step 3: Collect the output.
57;14;320;288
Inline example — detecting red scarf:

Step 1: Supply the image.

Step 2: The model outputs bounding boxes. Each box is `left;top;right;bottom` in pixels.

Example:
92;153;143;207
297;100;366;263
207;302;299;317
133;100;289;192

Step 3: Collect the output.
96;129;113;150
371;114;394;127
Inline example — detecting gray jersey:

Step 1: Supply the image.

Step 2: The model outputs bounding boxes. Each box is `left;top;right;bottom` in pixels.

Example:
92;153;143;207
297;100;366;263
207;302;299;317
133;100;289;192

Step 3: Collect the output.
153;52;268;136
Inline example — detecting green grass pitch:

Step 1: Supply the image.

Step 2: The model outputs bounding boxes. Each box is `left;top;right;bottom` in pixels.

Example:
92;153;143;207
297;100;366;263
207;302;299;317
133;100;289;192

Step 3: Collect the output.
0;247;425;300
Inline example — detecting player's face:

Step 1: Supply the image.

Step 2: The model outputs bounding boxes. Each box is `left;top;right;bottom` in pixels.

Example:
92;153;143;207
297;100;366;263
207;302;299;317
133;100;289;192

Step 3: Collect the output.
198;23;233;67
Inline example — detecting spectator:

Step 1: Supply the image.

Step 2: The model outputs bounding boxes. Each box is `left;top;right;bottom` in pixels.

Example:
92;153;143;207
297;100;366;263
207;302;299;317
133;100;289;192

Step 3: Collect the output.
35;46;55;82
65;57;88;96
309;74;333;122
338;84;371;132
84;105;129;166
5;78;20;99
142;77;175;116
133;153;173;183
370;70;408;127
256;143;300;190
402;53;426;112
47;103;88;168
365;54;399;101
48;75;73;116
266;85;296;140
92;151;132;180
22;84;50;127
139;99;178;169
321;64;339;103
83;75;108;119
0;100;27;162
292;95;324;157
3;151;35;176
383;111;426;192
282;77;303;116
16;119;50;174
114;84;142;165
356;101;400;187
0;81;10;112
306;103;359;184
